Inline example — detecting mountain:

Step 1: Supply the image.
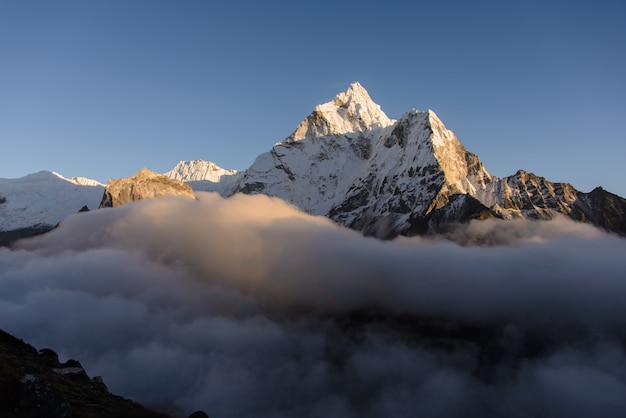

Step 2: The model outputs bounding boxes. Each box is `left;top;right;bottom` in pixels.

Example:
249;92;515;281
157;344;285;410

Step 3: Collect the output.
1;82;625;240
164;159;237;183
226;82;626;238
0;171;104;231
99;168;196;208
0;171;104;246
164;159;242;193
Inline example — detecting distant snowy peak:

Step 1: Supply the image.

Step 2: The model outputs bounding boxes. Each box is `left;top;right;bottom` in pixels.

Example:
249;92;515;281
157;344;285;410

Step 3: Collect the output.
0;171;104;231
9;170;103;188
164;160;237;183
285;82;395;143
51;171;105;187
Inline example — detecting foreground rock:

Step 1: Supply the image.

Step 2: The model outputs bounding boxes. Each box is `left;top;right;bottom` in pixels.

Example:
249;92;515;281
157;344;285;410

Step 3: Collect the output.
99;168;196;208
0;329;211;418
0;329;175;418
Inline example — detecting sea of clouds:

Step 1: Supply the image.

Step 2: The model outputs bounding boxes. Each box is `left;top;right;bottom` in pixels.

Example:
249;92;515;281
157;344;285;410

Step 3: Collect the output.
1;192;626;417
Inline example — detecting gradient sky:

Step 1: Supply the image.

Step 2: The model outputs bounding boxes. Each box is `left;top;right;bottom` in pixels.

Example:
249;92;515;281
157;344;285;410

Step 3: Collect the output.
1;0;625;196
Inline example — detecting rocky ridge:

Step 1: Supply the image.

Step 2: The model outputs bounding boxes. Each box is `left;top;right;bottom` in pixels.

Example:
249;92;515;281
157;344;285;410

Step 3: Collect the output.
99;168;196;208
0;328;179;418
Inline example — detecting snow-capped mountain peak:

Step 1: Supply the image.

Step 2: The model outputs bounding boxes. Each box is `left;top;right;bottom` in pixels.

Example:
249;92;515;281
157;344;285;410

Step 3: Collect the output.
164;159;242;194
164;159;237;183
286;82;395;143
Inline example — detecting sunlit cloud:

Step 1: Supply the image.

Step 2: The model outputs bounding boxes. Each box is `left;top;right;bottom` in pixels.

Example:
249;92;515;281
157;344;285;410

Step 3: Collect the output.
1;192;626;417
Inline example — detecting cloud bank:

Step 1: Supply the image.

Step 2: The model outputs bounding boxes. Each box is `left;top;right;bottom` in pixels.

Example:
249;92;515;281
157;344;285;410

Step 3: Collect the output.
1;192;626;417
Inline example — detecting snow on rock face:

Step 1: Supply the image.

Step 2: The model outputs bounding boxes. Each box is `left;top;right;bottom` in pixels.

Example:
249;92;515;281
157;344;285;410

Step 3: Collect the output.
232;83;503;237
232;84;501;237
328;110;446;235
326;109;495;236
0;171;104;231
236;132;376;215
230;83;398;215
477;170;579;220
286;82;395;143
163;159;243;194
164;160;237;183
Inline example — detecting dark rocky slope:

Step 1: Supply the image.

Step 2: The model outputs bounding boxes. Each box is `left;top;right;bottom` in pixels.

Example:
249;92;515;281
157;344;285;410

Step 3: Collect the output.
0;329;208;418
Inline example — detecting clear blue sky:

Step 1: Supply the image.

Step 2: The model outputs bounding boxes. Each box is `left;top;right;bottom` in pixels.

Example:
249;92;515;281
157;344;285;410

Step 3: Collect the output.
1;0;625;196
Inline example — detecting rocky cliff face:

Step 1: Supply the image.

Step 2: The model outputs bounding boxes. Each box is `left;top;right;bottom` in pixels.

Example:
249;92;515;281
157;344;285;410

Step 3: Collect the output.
570;187;626;236
99;168;196;208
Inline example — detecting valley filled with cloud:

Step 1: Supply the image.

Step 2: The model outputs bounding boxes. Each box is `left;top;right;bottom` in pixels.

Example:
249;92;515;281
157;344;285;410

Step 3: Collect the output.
1;192;626;417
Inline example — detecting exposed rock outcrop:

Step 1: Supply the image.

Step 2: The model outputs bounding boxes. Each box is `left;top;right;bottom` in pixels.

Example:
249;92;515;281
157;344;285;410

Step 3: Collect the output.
0;224;56;247
99;168;196;208
570;187;626;235
0;328;175;418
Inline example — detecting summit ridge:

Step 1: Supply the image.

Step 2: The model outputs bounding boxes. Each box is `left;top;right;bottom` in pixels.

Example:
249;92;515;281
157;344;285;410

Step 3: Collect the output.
286;82;395;143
